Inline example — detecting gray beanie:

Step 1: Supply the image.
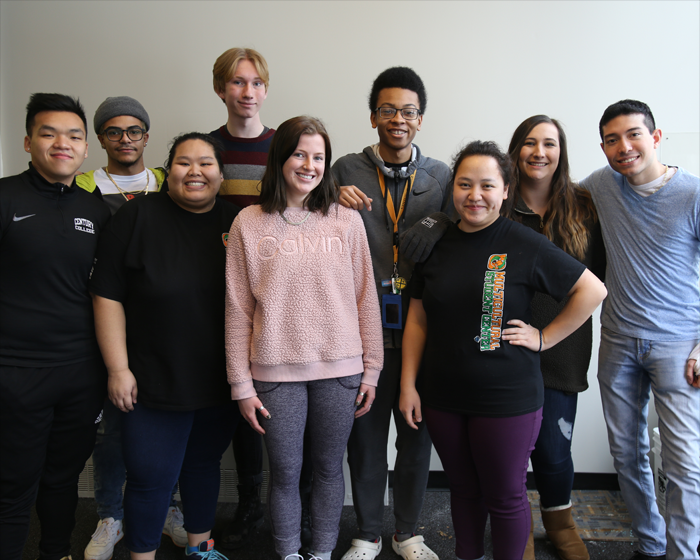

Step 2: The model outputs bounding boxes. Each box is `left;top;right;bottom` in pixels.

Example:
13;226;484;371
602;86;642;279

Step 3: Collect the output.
93;96;150;134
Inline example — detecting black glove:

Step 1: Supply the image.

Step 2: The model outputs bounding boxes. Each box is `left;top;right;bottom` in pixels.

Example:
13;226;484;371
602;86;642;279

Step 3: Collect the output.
400;212;452;263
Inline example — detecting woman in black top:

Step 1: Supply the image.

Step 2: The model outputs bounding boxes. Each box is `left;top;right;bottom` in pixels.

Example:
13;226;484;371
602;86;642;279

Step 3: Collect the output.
90;132;239;559
399;141;606;560
506;115;605;560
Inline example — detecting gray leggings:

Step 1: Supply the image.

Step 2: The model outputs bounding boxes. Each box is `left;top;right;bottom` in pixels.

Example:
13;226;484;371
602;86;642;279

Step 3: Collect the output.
254;374;361;557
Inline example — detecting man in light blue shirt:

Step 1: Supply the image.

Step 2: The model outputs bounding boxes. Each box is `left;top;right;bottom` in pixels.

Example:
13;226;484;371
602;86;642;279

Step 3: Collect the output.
580;99;700;560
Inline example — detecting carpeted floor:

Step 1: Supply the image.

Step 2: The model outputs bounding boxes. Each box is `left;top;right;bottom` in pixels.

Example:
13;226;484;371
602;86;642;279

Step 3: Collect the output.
531;490;635;542
22;490;655;560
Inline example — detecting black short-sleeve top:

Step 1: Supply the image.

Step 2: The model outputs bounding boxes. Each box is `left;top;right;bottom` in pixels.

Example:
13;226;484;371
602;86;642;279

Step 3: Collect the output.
89;192;240;411
412;217;586;417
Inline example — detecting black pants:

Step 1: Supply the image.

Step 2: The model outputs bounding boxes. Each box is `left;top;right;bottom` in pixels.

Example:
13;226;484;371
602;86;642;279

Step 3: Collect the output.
346;348;433;541
232;416;264;487
0;357;106;560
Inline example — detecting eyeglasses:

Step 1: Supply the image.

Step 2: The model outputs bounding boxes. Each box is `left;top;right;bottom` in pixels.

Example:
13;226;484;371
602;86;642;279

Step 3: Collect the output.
102;127;146;142
374;107;421;120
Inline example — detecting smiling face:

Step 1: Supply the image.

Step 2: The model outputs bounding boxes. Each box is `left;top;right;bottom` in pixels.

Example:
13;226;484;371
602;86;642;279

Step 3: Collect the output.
24;111;88;185
282;133;325;208
167;139;223;213
454;155;509;233
601;113;664;186
370;87;422;164
98;115;148;173
217;59;268;121
518;122;560;186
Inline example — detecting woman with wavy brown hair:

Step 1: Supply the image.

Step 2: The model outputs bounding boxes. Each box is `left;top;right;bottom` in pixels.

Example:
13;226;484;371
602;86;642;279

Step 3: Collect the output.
506;115;606;560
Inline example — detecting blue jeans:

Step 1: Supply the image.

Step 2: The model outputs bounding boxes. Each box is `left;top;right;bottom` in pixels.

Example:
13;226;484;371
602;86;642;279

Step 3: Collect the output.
598;328;700;560
530;388;578;508
121;401;239;552
92;399;177;521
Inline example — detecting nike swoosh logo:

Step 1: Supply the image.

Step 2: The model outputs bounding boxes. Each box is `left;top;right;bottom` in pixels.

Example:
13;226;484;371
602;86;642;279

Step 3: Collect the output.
13;213;36;222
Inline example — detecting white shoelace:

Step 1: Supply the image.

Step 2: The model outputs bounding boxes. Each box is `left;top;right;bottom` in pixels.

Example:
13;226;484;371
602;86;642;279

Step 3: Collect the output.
91;519;118;543
168;507;184;525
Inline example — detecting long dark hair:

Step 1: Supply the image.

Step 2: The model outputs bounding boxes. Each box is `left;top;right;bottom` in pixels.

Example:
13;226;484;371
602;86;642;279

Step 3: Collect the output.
259;116;338;216
506;115;597;260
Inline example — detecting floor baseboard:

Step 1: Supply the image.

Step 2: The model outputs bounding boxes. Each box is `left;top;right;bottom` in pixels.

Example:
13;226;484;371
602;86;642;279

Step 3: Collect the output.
389;471;621;492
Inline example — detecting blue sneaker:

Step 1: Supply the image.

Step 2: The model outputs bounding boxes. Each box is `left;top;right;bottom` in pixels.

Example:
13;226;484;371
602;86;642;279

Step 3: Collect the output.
185;539;228;560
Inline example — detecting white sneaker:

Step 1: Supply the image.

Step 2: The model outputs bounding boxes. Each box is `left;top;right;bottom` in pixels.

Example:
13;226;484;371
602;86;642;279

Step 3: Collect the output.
84;518;123;560
163;506;188;547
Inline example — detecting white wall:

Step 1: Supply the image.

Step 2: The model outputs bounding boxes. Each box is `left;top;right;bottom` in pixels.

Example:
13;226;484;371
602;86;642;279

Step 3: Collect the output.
2;0;698;474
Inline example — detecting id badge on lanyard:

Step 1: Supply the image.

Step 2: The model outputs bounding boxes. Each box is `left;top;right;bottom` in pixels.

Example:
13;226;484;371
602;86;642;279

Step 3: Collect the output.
378;168;415;329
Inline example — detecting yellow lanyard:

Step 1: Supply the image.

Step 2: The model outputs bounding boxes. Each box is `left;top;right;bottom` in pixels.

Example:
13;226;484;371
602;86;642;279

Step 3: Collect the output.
376;168;417;264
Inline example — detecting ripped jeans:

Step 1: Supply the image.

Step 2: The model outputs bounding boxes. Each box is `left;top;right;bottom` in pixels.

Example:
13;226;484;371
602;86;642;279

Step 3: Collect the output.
529;388;578;508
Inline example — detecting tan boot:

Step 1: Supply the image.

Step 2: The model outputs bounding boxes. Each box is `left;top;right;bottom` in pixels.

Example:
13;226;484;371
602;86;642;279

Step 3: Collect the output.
541;505;589;560
523;501;535;560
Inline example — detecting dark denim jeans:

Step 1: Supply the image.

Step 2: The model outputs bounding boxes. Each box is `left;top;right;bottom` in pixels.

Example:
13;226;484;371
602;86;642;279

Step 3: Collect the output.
121;401;239;552
529;387;578;509
92;399;178;521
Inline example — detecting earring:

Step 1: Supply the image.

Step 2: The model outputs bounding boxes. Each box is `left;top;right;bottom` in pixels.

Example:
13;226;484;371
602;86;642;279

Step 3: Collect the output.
144;143;147;146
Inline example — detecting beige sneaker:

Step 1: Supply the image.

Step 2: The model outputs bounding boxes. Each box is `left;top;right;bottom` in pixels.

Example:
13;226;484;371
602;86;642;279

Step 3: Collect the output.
84;518;123;560
163;506;188;547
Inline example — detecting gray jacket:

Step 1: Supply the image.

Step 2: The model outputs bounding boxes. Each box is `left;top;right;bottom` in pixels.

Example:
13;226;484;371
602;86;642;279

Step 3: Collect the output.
332;144;453;348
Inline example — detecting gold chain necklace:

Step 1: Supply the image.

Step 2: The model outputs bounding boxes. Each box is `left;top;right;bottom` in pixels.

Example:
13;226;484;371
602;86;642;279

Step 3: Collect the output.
104;167;150;201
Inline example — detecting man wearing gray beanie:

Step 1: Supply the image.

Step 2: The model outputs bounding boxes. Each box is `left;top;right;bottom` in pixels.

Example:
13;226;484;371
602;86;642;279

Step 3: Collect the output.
77;97;180;560
77;96;166;214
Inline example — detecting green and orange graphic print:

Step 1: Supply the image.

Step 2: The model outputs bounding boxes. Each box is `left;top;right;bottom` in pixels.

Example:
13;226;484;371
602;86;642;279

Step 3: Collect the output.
479;254;507;351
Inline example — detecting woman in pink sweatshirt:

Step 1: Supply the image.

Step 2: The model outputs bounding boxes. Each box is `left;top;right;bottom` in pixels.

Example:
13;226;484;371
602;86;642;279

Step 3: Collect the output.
225;116;384;560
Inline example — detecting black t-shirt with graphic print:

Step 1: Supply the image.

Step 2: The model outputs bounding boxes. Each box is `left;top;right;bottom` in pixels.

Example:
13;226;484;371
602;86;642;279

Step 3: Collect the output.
411;217;585;417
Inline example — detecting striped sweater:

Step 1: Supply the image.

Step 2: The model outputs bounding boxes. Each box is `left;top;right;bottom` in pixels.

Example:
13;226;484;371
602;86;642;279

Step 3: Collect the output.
209;125;275;208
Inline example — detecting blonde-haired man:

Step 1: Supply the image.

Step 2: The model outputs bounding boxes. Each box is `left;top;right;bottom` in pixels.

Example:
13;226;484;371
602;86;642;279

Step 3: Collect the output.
211;47;276;550
210;47;274;208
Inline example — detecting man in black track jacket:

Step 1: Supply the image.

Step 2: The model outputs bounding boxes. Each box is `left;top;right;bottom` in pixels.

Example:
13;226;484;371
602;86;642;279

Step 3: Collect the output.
0;93;111;560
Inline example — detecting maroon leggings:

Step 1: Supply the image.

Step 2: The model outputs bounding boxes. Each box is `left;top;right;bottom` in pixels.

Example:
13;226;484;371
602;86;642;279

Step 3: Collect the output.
423;406;542;560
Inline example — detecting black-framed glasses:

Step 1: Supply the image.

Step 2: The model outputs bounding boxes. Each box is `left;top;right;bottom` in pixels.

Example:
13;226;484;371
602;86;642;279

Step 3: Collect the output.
102;127;146;142
375;107;421;120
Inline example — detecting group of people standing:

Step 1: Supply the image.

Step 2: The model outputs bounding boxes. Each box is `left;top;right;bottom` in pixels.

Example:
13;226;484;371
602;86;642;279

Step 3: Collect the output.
0;46;698;560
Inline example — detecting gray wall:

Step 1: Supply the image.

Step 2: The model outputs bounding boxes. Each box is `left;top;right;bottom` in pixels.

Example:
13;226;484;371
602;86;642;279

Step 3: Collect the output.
2;0;698;474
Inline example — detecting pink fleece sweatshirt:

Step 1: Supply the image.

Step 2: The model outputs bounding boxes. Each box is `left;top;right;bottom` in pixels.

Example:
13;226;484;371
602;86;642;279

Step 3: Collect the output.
225;204;383;401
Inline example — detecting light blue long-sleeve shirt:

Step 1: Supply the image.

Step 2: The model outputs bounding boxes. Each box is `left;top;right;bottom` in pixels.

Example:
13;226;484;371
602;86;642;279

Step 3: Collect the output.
580;165;700;340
